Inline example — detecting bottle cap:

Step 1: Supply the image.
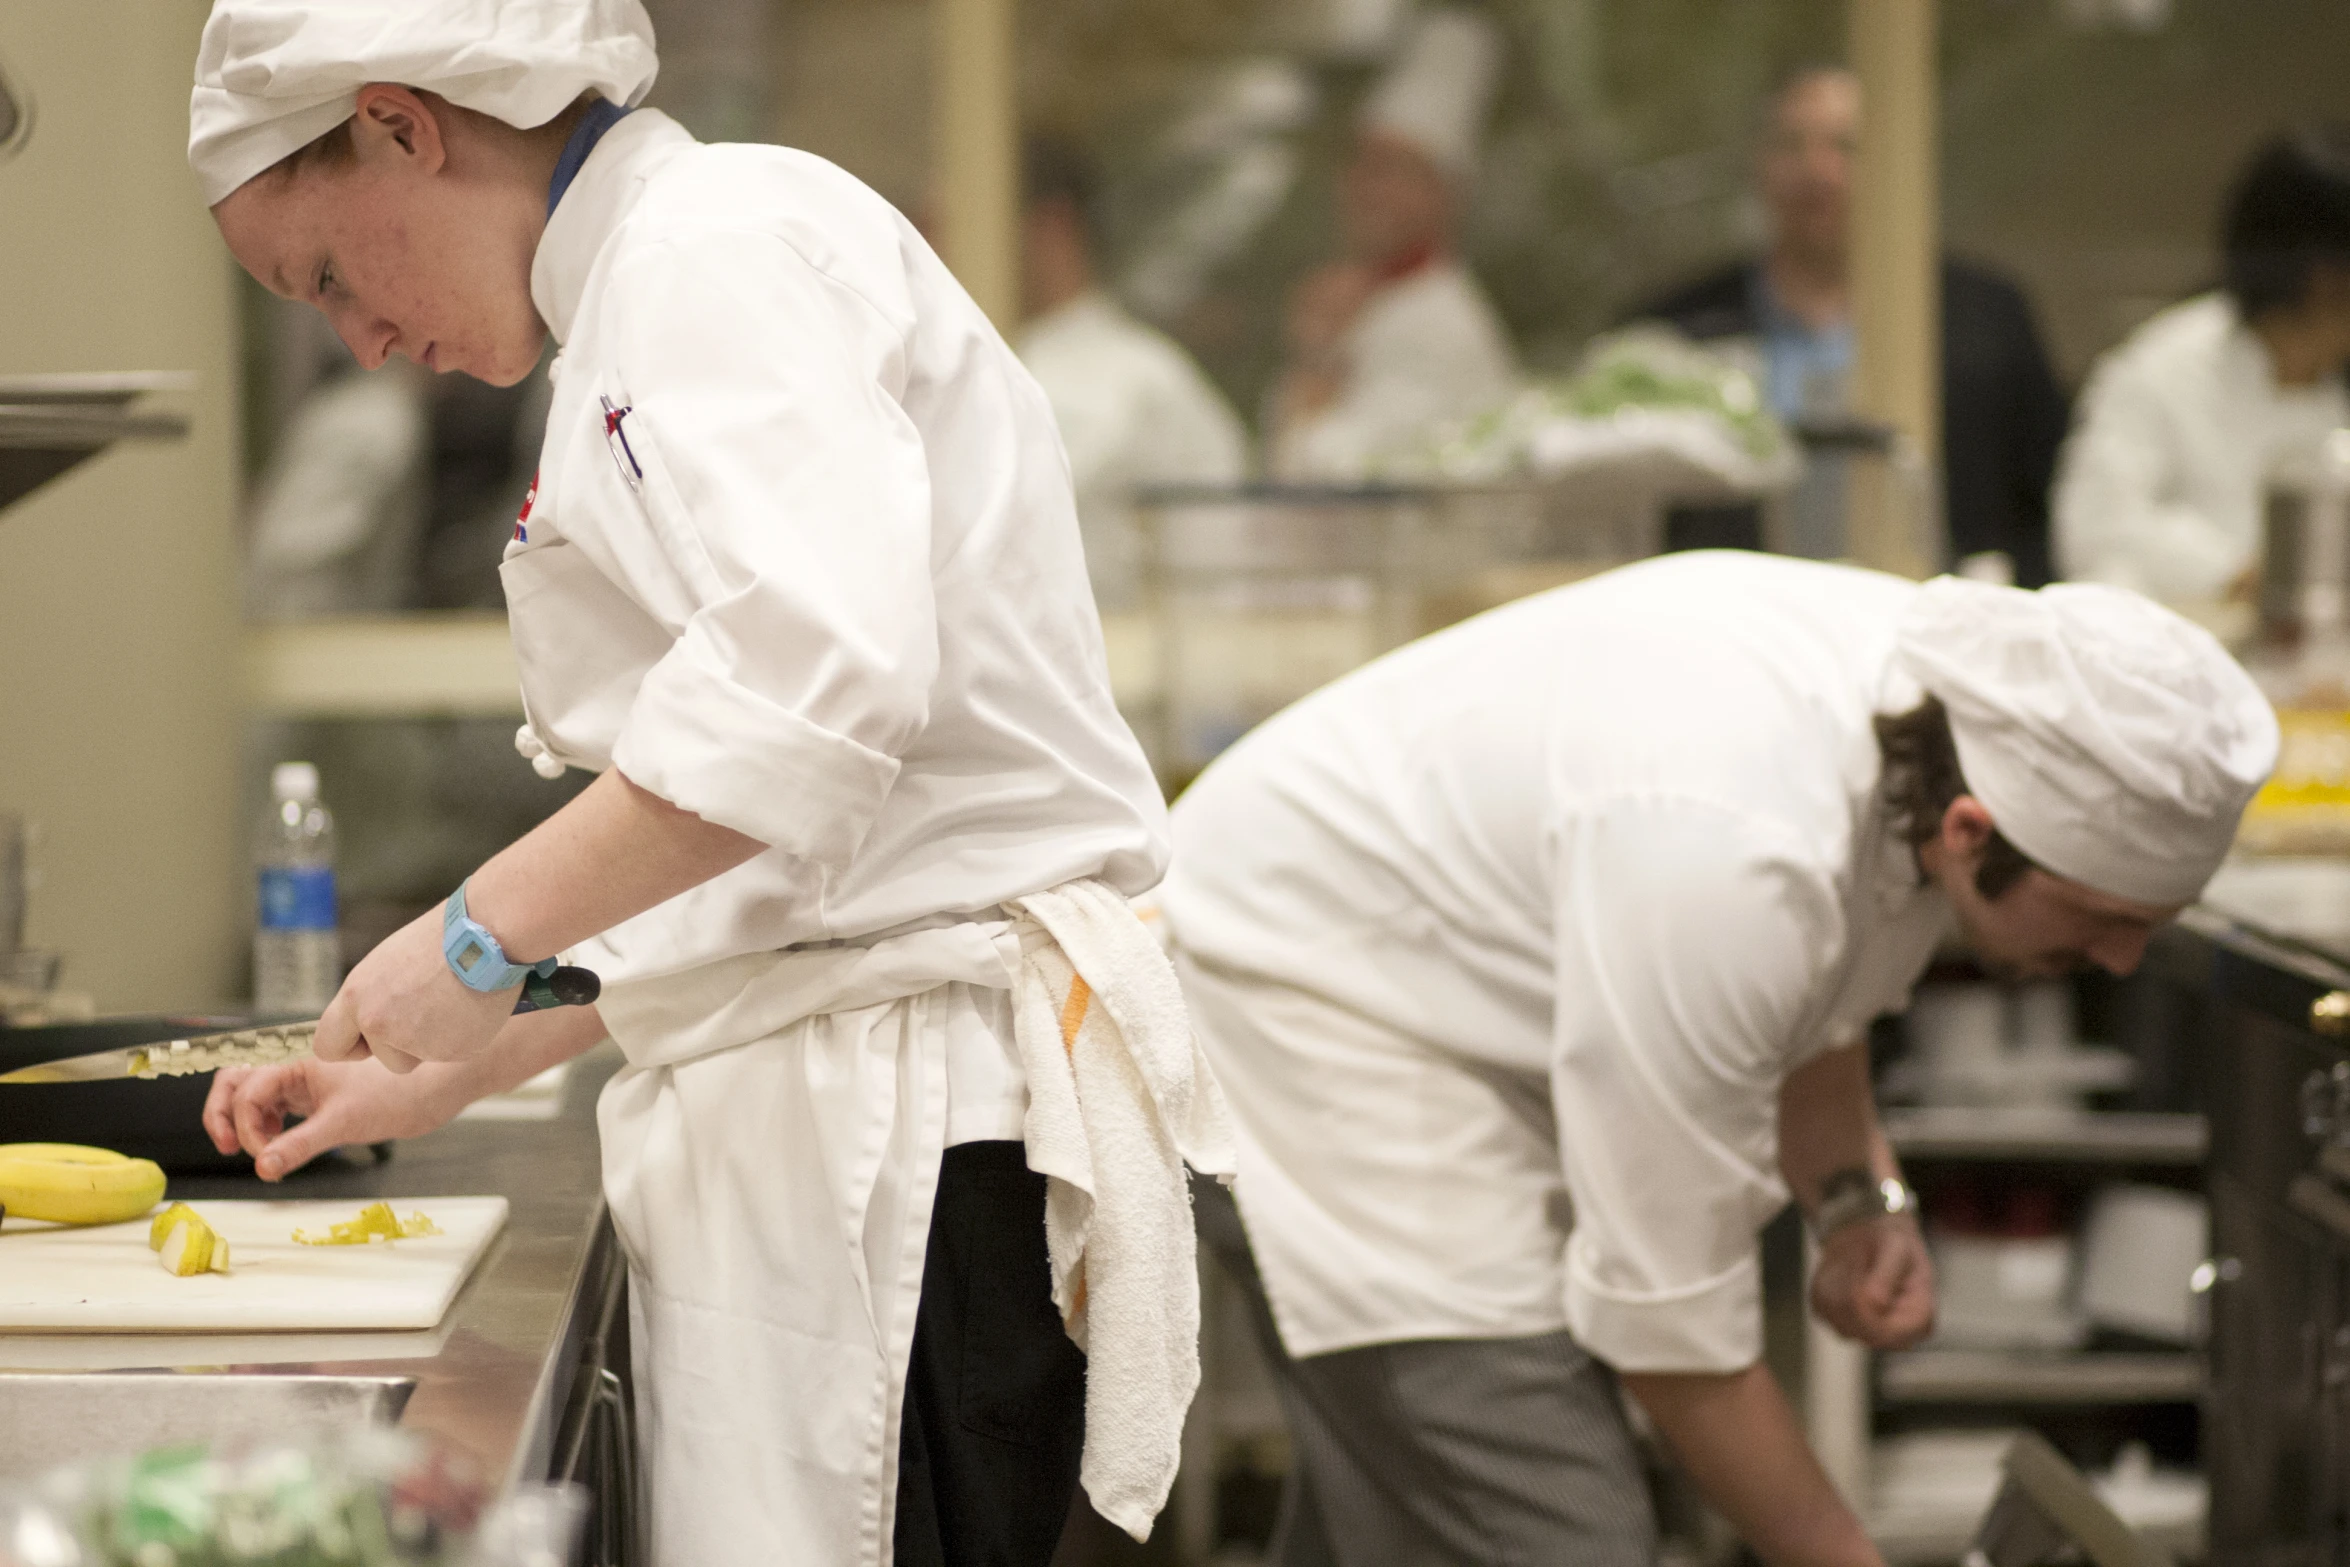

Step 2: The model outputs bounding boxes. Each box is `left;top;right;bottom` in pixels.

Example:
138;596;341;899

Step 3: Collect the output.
270;761;320;804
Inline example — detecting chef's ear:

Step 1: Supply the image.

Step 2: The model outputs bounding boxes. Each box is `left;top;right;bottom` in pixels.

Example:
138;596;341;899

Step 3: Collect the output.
349;84;449;178
1935;794;1998;860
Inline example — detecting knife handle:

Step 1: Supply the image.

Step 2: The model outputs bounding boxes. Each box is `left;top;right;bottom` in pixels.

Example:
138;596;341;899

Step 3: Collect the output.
514;965;601;1015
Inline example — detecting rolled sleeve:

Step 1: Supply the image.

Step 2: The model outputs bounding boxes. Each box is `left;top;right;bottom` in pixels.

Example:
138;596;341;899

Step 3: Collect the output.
612;615;901;865
589;229;938;864
1549;798;1844;1373
1566;1250;1763;1372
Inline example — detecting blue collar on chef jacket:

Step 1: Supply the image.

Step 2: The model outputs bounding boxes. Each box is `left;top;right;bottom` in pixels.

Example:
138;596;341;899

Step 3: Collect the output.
548;98;634;218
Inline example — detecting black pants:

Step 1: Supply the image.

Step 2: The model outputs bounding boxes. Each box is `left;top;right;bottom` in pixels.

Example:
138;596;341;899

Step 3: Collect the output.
894;1140;1088;1567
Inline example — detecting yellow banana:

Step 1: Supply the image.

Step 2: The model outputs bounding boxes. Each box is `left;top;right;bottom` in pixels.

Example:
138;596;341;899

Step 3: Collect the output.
0;1142;167;1226
150;1200;204;1250
156;1213;230;1276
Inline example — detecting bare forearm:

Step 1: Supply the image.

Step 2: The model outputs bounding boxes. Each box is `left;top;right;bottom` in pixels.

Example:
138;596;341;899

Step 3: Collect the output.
463;768;762;963
440;1005;609;1104
1622;1363;1881;1567
1778;1042;1900;1214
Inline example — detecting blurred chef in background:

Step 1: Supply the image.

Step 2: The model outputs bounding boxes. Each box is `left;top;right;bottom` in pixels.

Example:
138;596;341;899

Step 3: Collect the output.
244;356;428;619
1637;65;2069;581
1163;554;2275;1566
1017;137;1250;608
2056;125;2350;609
1265;7;1518;480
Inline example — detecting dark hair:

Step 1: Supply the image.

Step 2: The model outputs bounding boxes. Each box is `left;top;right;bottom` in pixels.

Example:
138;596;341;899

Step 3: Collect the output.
2222;124;2350;320
1874;697;2038;901
1022;135;1101;248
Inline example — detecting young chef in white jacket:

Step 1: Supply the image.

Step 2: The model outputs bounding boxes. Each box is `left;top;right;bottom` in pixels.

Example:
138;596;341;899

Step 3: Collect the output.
1160;550;2276;1566
185;5;1233;1565
1016;137;1251;608
2057;125;2350;606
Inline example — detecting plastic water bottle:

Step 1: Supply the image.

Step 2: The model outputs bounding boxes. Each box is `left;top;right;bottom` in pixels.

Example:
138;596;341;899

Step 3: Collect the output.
255;761;340;1014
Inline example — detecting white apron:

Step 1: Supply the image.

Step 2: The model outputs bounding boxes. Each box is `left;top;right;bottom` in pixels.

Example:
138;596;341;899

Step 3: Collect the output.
597;921;1019;1567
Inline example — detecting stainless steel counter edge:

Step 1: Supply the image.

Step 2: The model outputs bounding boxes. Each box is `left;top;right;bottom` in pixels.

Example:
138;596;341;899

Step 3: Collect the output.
0;1043;625;1494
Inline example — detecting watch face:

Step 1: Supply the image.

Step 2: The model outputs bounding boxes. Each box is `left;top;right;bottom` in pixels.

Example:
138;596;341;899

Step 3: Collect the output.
456;938;487;970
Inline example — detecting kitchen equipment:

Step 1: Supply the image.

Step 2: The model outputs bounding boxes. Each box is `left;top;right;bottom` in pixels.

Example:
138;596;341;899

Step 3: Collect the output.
1929;1230;2087;1350
0;373;191;516
2077;1183;2209;1344
0;811;22;955
1900;980;2135;1108
1969;1430;2177;1567
0;55;28;161
0;963;601;1085
0;1195;507;1332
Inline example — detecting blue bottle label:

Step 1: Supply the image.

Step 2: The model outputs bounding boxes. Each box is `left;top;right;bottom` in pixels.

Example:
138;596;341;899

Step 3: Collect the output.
258;866;337;931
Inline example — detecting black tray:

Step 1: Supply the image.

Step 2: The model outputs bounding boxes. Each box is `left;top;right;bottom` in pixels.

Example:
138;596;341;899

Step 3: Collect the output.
0;1015;265;1172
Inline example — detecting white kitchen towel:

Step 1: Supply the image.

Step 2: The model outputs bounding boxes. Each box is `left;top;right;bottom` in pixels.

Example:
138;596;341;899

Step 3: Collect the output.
1005;878;1238;1541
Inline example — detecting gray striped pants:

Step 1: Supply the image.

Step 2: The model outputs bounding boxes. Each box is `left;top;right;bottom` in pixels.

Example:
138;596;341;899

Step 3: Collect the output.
1195;1177;1659;1567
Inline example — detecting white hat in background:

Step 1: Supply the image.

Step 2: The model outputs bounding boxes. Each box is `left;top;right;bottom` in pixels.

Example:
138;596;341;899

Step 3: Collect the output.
188;0;660;206
1357;8;1501;183
1893;577;2279;907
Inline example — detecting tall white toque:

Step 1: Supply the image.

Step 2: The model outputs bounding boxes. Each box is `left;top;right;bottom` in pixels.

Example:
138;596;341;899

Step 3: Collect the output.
189;0;660;206
1894;576;2279;907
1357;8;1501;183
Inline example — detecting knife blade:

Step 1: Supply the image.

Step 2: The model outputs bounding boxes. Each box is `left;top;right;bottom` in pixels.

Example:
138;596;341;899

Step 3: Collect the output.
0;964;600;1084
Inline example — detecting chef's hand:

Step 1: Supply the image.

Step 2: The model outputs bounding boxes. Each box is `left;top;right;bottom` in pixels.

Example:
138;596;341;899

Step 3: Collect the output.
1810;1213;1936;1349
312;904;519;1075
203;1058;462;1181
1274;262;1379;423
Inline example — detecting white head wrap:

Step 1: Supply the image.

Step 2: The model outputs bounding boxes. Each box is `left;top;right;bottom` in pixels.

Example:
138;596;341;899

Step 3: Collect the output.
1358;8;1500;183
1894;577;2278;907
188;0;660;206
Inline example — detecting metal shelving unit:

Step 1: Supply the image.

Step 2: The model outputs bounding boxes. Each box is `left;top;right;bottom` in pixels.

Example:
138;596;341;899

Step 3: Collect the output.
1879;1349;2202;1407
1884;1107;2206;1166
1807;1091;2213;1562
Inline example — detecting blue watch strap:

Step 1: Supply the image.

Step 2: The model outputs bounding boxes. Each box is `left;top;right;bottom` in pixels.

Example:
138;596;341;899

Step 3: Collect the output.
442;880;556;993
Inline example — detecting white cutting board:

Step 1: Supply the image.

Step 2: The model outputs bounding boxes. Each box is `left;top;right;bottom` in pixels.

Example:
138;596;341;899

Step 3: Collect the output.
0;1197;507;1333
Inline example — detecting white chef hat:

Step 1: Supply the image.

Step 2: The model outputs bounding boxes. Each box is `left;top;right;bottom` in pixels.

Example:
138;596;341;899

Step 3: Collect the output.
1893;577;2278;907
1358;8;1500;183
188;0;660;206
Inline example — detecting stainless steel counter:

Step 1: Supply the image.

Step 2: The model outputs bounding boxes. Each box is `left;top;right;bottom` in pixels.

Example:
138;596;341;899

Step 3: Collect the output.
0;1044;623;1495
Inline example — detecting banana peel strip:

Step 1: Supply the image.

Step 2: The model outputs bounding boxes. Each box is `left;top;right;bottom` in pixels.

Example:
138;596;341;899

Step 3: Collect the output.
292;1200;442;1247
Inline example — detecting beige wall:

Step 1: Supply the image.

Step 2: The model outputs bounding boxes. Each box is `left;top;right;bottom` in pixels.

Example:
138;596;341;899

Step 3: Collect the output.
0;4;244;1011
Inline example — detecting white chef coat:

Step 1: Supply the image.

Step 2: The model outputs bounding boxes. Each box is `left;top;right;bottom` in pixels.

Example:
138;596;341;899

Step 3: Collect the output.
1270;258;1520;480
1160;551;1954;1373
508;109;1168;1565
1018;289;1250;607
2056;292;2350;605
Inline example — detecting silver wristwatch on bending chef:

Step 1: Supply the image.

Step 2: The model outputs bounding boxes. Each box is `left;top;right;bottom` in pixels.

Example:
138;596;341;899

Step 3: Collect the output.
1810;1167;1918;1241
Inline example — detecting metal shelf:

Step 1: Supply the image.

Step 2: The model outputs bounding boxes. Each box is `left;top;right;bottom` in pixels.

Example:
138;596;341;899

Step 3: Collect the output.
0;373;192;513
1879;1348;2201;1406
1883;1106;2206;1165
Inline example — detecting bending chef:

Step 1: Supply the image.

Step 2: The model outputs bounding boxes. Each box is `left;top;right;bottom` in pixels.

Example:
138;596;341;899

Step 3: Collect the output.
187;4;1229;1566
1160;550;2275;1566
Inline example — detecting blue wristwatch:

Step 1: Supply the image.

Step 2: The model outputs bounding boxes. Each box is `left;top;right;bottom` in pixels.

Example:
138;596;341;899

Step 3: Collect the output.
442;880;556;993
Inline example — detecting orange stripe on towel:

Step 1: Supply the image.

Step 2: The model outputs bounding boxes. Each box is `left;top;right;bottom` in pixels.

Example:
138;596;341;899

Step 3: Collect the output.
1058;974;1092;1056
